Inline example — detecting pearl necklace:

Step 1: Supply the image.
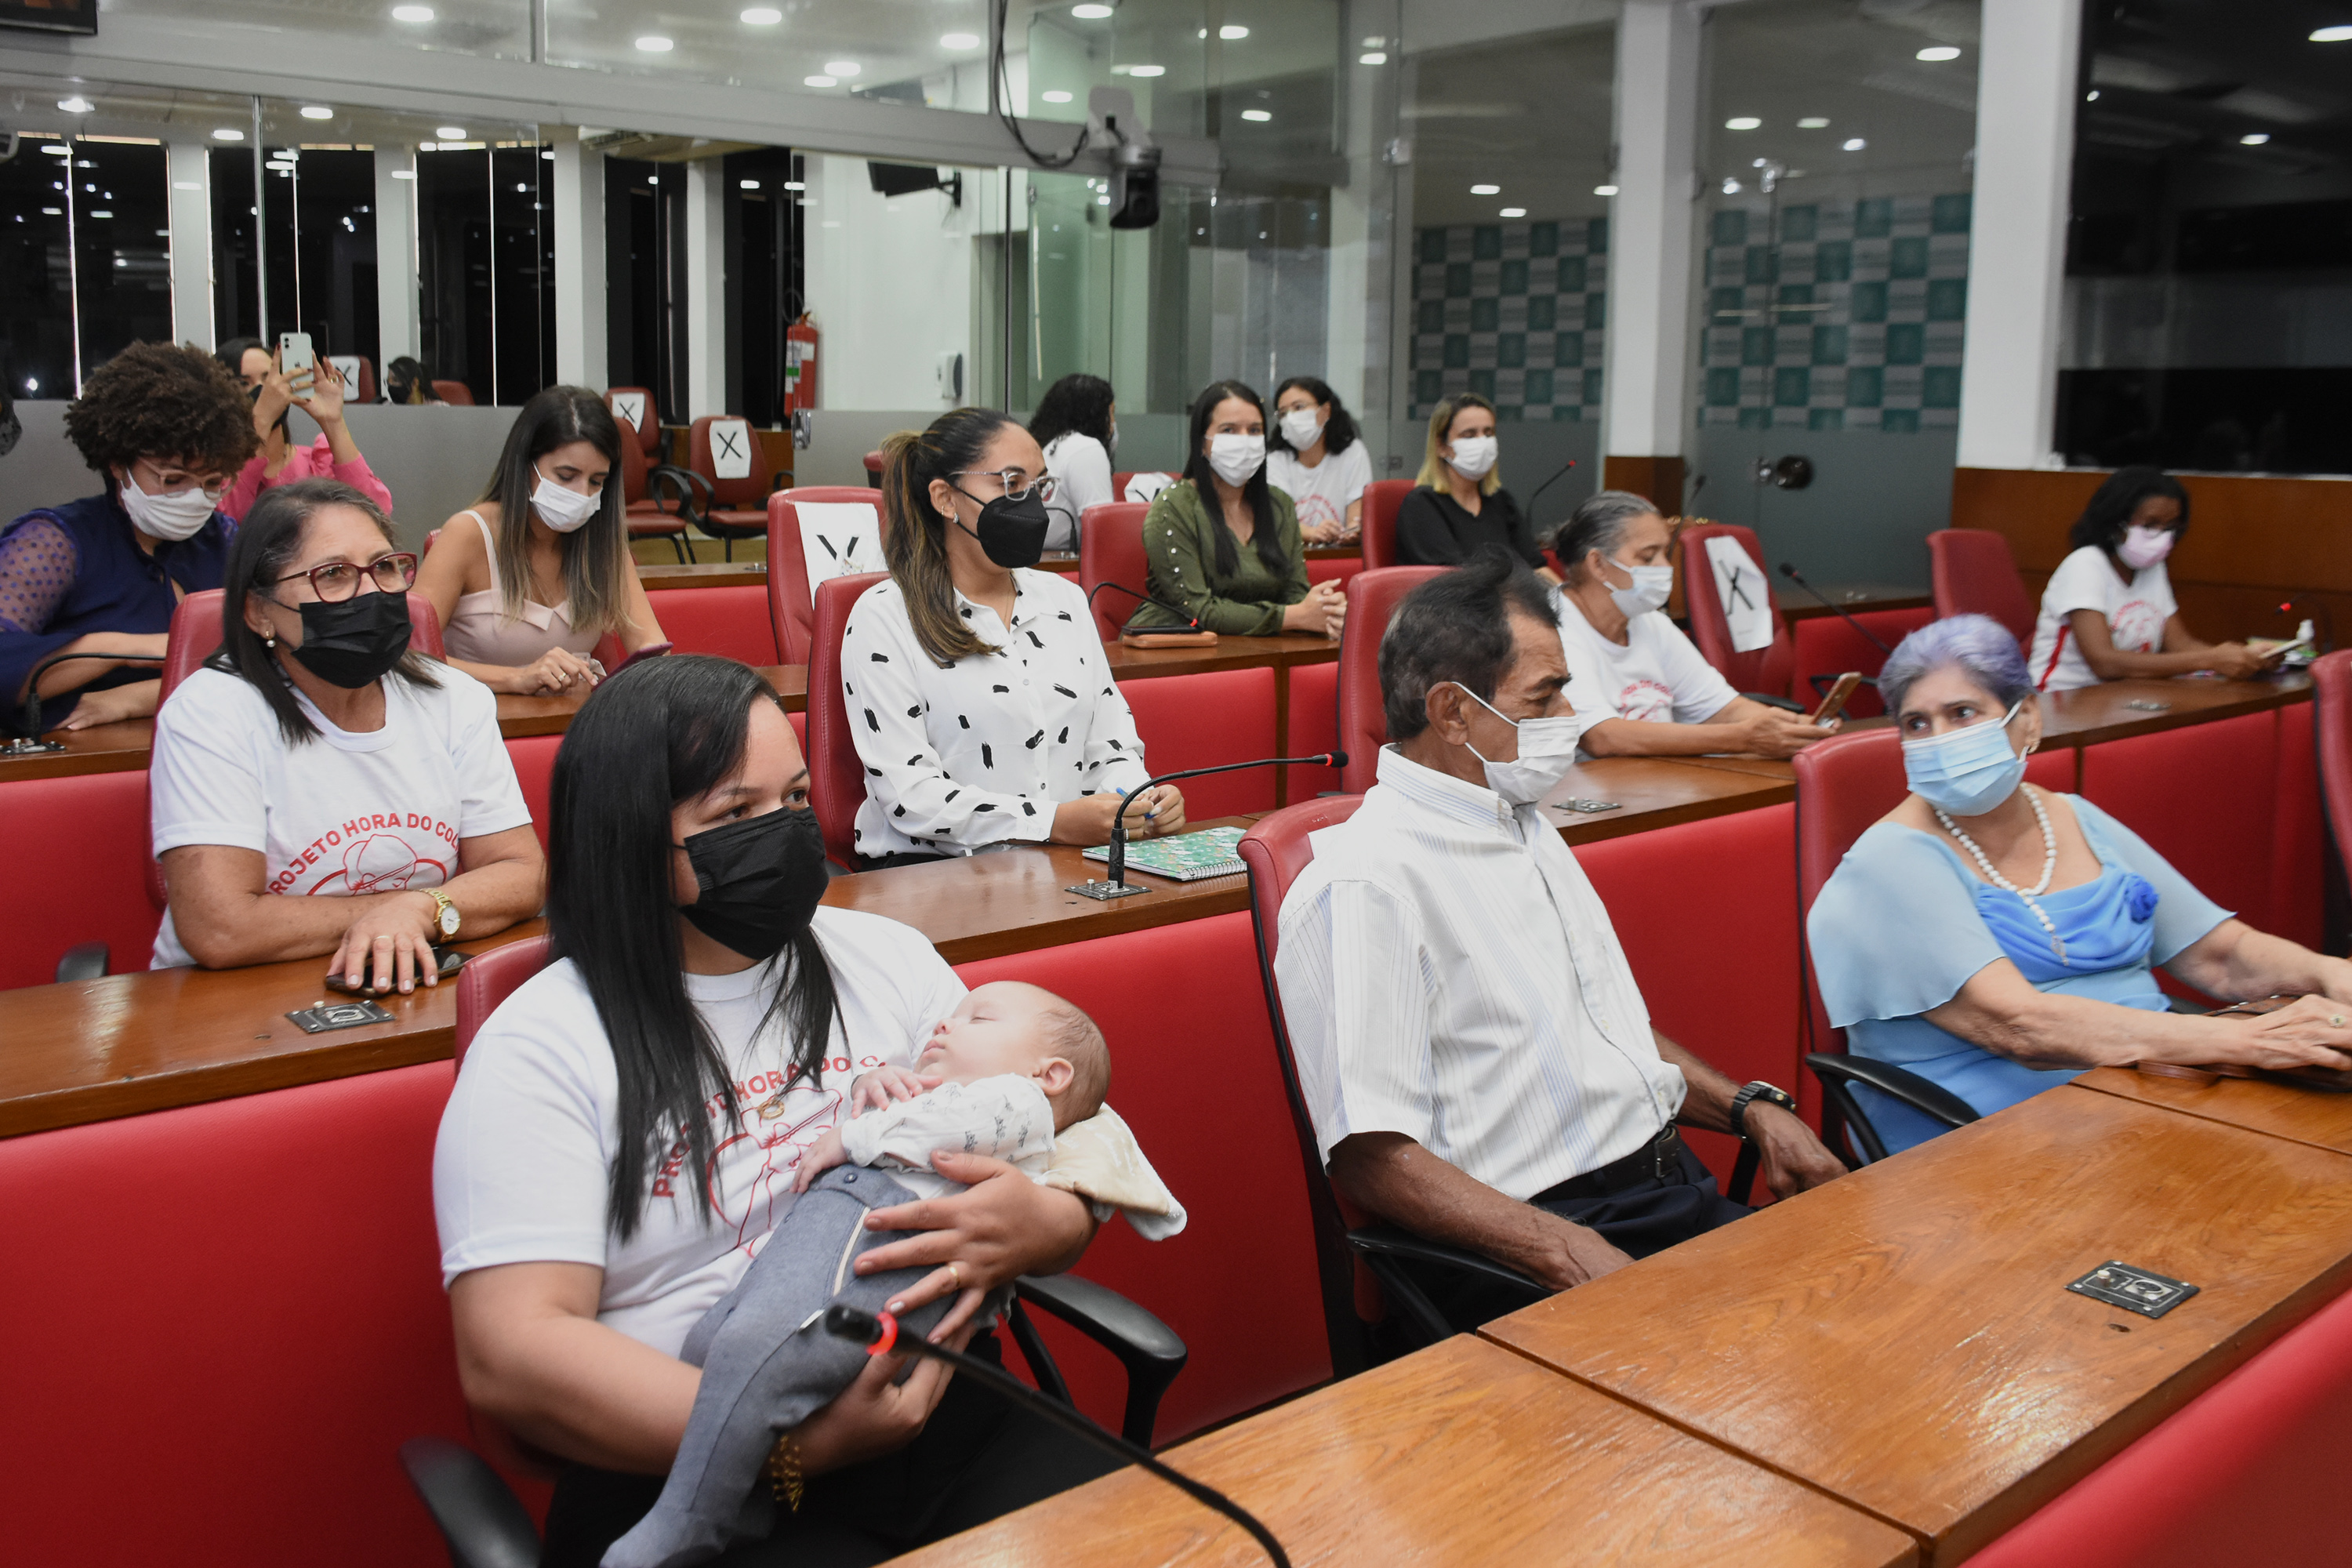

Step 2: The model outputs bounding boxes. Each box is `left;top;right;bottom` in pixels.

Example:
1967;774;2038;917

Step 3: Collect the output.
1934;787;2067;963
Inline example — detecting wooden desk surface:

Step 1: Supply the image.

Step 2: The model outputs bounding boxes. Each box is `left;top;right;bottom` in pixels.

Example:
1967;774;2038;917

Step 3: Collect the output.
1480;1086;2352;1566
637;561;769;591
1775;582;1933;620
1033;544;1361;576
0;719;154;782
886;1335;1917;1568
1102;635;1340;680
2071;1063;2352;1160
1542;756;1792;844
2037;671;2310;747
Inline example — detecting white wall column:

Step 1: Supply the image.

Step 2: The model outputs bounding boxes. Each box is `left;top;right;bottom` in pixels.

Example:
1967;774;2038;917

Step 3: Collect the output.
550;136;607;389
1601;0;1702;465
165;140;213;350
373;147;419;372
684;157;728;420
1955;0;2082;470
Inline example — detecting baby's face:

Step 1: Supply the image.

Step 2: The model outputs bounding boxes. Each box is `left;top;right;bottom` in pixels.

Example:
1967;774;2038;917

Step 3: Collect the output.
917;982;1061;1087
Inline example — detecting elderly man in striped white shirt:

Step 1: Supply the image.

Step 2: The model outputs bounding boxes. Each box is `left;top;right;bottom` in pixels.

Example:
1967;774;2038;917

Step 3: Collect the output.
1276;550;1846;1336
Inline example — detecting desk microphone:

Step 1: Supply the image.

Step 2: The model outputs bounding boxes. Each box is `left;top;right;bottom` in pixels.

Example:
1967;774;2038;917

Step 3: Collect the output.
1523;457;1579;534
1085;579;1204;634
822;1305;1290;1566
1069;750;1348;899
1776;563;1892;656
2277;598;2335;657
4;650;168;754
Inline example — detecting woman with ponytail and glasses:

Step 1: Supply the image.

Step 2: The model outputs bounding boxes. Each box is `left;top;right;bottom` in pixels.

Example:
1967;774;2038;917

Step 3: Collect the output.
1126;379;1345;639
434;655;1116;1564
149;478;543;988
416;386;669;698
841;408;1182;866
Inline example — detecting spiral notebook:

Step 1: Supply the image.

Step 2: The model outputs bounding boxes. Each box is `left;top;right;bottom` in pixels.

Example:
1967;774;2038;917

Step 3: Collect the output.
1081;826;1248;881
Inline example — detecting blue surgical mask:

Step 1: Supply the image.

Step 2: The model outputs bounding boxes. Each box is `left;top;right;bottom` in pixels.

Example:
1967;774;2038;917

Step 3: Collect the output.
1903;702;2027;817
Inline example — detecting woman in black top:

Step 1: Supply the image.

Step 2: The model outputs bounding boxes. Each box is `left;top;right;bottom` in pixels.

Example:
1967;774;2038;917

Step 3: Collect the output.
1393;393;1556;580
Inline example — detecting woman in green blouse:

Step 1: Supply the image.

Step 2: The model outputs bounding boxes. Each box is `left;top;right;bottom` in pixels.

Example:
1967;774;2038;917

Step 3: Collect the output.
1127;379;1348;638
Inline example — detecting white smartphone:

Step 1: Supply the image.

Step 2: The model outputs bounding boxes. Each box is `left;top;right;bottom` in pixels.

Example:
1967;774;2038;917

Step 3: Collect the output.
278;331;314;379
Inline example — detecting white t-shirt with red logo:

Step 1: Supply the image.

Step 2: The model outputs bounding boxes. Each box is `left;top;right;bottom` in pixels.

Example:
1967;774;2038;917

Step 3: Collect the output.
147;663;532;967
2029;545;2179;692
432;909;963;1359
1556;602;1740;748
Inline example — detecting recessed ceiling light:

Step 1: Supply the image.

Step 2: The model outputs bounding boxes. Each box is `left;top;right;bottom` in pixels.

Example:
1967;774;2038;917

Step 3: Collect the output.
1072;3;1113;16
1041;89;1074;103
299;105;335;119
57;96;93;114
804;74;838;87
1470;183;1500;194
1500;207;1526;217
172;180;200;190
418;141;437;151
741;6;782;21
392;169;416;180
390;3;433;19
1797;116;1830;129
1842;137;1867;151
1722;177;1744;194
89;209;111;218
637;34;673;51
1595;184;1618;196
2241;132;2271;144
1240;108;1271;122
824;59;860;75
437;125;466;139
1124;64;1165;76
2310;24;2352;42
41;206;60;215
212;128;245;141
2086;89;2100;101
1219;24;1249;38
782;180;805;191
1725;116;1761;131
741;178;761;188
1916;45;1961;61
43;143;69;156
1359;50;1387;64
940;31;980;48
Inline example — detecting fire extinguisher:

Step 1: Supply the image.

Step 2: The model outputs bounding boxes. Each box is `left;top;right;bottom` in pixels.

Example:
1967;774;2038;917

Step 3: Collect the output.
784;312;818;416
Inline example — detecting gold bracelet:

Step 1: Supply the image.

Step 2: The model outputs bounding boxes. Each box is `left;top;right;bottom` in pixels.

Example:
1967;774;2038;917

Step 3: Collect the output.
764;1431;805;1512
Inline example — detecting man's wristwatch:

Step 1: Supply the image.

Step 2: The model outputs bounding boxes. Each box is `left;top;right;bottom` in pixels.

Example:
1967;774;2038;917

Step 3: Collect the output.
424;888;460;940
1730;1080;1798;1138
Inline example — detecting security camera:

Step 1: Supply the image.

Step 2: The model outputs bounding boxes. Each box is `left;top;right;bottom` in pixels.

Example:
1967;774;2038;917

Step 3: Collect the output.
1088;87;1161;230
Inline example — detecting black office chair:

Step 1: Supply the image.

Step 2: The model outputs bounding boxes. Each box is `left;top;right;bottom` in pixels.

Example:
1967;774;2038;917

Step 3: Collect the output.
1804;1053;1979;1165
402;1275;1185;1568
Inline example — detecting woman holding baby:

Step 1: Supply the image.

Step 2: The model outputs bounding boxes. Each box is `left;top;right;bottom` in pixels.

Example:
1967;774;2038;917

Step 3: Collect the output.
434;655;1163;1565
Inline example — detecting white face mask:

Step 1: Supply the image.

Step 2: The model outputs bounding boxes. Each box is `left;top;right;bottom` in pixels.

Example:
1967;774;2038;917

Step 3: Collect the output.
1451;682;1584;806
1604;554;1675;619
1207;432;1266;488
530;464;602;533
2117;524;2174;571
118;466;217;542
1279;408;1326;450
1446;434;1498;481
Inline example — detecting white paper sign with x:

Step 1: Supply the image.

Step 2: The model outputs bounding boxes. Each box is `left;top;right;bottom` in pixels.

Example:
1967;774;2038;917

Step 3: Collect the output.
609;390;646;431
796;501;884;595
1705;535;1776;653
710;418;753;480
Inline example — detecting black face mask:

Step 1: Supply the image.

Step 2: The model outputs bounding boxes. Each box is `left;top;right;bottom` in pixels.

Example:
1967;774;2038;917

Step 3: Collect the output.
289;590;413;688
677;806;829;962
955;488;1051;569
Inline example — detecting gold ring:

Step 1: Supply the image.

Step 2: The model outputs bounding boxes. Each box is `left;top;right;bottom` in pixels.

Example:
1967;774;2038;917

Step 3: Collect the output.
2332;1014;2347;1029
945;1262;964;1290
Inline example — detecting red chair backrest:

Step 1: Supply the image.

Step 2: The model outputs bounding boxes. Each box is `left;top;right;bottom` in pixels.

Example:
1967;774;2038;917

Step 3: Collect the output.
1110;470;1136;498
615;424;652;505
1929;528;2036;651
454;935;554;1069
768;491;886;666
604;386;659;456
1680;522;1794;699
808;572;889;867
862;451;885;486
1359;479;1411;570
689;416;782;507
430;379;474;406
2317;651;2352;881
1335;566;1444;795
160;589;446;703
1077;502;1151;641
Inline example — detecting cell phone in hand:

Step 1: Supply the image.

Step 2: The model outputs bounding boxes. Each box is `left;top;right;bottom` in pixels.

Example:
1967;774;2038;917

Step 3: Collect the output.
278;331;315;379
610;641;674;675
323;945;466;994
1810;671;1864;727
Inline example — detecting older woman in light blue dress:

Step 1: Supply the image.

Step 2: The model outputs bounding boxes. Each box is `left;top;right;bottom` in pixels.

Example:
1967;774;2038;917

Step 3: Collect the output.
1808;614;2352;1154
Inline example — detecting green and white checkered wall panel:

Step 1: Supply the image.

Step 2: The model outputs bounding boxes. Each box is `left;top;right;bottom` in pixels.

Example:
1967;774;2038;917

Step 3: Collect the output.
1410;218;1609;423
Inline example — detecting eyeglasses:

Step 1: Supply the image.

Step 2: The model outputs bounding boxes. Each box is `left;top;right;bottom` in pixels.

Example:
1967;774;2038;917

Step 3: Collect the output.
953;468;1058;503
133;458;227;501
273;552;419;602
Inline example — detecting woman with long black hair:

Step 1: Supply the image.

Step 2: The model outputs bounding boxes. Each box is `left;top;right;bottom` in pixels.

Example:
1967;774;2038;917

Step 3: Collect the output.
1028;372;1118;553
1266;374;1371;543
434;655;1116;1564
1126;379;1345;639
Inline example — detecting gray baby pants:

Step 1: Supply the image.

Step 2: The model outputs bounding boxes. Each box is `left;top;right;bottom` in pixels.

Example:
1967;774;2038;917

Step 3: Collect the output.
601;1164;964;1568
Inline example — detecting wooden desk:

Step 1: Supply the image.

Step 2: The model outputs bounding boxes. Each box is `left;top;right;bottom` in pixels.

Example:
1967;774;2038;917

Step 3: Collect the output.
2037;672;2310;748
886;1336;1917;1568
1775;582;1933;620
1542;757;1793;845
1033;544;1361;576
1102;635;1339;681
637;561;768;591
2071;1064;2352;1160
1481;1086;2352;1566
0;719;154;782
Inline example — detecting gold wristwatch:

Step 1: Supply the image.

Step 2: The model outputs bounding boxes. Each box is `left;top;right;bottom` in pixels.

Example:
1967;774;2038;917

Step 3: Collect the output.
424;888;460;940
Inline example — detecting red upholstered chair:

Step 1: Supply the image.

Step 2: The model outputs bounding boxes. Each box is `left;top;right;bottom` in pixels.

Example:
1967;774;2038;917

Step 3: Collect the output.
614;433;699;564
1334;566;1443;794
686;416;788;559
325;354;378;405
806;571;887;866
861;449;884;488
503;737;561;854
1929;528;2036;651
1117;669;1279;818
453;934;554;1068
1110;470;1135;497
2310;651;2351;902
1359;479;1411;570
767;488;885;666
643;586;779;666
603;386;659;456
1680;522;1798;702
0;769;160;986
1077;501;1152;640
430;379;474;406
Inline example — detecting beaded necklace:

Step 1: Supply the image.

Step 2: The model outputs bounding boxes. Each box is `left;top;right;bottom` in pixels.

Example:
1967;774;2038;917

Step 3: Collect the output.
1933;786;2067;963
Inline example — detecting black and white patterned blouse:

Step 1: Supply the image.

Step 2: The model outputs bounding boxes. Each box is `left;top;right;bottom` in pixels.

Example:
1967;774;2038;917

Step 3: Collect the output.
840;568;1152;859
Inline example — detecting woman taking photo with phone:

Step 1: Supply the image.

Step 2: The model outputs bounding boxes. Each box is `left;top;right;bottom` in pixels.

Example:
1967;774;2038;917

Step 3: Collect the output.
217;338;394;520
416;385;670;698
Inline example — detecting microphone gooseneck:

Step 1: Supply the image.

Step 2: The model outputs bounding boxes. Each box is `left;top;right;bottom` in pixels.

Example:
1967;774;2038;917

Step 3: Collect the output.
5;650;169;753
1775;562;1892;657
1085;579;1203;633
1069;750;1349;898
822;1305;1290;1567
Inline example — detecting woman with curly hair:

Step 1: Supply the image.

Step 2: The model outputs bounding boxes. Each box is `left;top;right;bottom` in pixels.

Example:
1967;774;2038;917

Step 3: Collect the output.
1;342;260;733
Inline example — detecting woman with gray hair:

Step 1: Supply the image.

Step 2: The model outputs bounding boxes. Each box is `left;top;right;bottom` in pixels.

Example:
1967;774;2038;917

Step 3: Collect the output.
1807;613;2352;1152
1549;491;1837;759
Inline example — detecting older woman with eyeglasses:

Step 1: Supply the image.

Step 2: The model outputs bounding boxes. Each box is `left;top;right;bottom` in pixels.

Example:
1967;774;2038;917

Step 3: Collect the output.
1807;614;2352;1154
839;407;1183;867
1;342;260;735
149;477;544;990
